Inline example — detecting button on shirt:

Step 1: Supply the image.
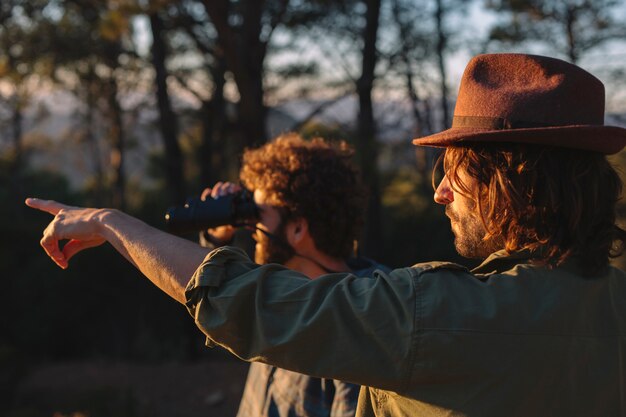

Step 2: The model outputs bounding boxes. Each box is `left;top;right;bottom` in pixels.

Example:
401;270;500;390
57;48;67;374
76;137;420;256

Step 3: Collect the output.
185;247;626;417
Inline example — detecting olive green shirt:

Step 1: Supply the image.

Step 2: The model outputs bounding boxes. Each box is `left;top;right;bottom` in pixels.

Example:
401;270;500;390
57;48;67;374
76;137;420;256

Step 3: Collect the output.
185;247;626;416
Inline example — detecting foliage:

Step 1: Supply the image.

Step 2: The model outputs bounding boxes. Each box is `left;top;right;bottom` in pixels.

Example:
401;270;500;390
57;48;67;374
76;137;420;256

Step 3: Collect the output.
379;166;473;267
485;0;626;63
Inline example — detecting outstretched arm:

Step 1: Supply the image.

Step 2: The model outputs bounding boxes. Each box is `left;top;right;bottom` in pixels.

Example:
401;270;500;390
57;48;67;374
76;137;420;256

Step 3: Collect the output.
25;198;210;304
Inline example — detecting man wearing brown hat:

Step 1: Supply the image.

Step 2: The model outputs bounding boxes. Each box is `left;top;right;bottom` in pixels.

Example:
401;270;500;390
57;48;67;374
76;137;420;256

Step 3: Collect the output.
26;53;626;416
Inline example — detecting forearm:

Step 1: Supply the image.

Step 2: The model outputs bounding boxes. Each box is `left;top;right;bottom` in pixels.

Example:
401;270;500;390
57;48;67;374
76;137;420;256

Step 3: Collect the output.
98;209;210;304
26;197;210;304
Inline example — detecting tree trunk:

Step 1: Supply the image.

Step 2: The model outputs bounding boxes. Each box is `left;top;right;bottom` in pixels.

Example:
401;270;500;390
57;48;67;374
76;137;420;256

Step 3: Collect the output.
150;12;186;206
356;0;383;257
435;0;450;130
200;0;268;149
9;94;24;214
107;76;126;210
237;0;267;146
564;7;578;64
85;69;105;206
200;58;227;188
11;95;22;177
236;76;267;148
391;0;425;135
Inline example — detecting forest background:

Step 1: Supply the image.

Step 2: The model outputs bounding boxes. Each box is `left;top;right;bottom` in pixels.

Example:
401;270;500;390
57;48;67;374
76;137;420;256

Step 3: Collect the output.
2;0;626;416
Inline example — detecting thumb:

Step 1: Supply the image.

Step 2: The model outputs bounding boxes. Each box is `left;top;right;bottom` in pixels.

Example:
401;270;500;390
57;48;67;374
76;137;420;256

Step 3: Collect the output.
62;238;106;262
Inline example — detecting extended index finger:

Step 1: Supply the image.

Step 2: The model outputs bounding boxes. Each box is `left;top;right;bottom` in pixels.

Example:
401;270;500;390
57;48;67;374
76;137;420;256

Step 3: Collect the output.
25;198;74;216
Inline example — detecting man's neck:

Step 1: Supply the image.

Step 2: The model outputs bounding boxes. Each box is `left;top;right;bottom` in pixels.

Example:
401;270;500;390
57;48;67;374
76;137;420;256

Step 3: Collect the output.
285;254;351;279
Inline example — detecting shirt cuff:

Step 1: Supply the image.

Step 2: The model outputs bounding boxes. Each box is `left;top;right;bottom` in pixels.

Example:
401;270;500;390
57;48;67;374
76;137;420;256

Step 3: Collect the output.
184;246;253;347
185;246;250;296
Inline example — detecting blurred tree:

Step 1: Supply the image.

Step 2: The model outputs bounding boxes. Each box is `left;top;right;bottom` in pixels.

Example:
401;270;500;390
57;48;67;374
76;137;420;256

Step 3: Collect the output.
35;15;108;205
433;0;454;129
485;0;626;63
87;0;191;208
198;0;291;148
148;8;186;205
160;0;231;188
375;0;468;223
158;0;370;188
137;0;301;189
387;0;437;197
399;0;468;131
389;0;432;138
43;1;140;210
356;0;384;256
79;63;107;206
30;0;142;209
254;0;387;254
0;0;52;211
273;0;386;255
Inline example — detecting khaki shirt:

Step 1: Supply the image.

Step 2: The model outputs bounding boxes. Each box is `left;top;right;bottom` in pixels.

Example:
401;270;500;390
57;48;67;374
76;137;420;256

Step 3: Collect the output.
185;247;626;416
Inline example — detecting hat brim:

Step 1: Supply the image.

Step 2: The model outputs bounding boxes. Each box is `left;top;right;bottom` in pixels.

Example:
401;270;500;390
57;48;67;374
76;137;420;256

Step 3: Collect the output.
412;125;626;155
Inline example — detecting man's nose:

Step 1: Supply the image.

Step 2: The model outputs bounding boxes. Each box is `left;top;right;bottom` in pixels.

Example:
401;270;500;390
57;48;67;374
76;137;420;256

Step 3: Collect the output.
434;175;454;205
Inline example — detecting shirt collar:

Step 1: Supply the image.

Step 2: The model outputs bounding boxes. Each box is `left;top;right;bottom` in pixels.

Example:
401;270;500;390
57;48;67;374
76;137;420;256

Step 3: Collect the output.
470;249;534;275
470;249;595;278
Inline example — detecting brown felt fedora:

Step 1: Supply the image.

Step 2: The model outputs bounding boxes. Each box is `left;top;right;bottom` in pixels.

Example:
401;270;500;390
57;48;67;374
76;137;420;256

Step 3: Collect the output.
412;53;626;154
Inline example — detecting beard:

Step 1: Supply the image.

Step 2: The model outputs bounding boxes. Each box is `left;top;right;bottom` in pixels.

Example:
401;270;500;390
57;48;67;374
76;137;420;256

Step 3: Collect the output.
254;220;295;265
446;205;498;259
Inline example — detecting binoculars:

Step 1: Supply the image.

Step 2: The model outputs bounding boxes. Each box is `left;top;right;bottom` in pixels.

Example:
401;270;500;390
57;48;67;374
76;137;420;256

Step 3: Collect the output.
165;189;259;234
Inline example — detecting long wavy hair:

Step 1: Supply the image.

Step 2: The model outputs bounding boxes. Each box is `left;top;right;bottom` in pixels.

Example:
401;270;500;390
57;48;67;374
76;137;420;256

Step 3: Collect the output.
439;144;626;275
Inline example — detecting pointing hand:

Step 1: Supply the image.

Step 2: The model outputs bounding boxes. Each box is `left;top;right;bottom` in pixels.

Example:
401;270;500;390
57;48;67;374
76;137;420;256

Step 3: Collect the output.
25;198;108;269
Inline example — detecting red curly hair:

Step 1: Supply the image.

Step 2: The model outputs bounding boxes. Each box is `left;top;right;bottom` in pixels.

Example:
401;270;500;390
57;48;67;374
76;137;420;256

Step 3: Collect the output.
240;133;367;259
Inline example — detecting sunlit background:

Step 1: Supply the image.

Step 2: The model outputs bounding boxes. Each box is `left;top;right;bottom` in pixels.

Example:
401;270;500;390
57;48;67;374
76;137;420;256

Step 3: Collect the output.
2;0;626;416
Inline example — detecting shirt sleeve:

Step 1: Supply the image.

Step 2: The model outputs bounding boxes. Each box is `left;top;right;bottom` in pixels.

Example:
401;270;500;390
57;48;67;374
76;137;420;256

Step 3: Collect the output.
185;246;417;391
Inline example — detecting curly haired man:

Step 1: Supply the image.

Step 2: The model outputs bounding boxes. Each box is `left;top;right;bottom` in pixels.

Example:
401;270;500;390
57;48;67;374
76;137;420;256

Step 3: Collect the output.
200;133;385;417
28;53;626;416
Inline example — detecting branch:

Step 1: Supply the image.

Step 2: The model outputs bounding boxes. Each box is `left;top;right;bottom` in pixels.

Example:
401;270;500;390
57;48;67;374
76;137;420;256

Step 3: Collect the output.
176;4;217;59
312;26;358;84
288;90;353;132
261;0;290;54
172;72;209;103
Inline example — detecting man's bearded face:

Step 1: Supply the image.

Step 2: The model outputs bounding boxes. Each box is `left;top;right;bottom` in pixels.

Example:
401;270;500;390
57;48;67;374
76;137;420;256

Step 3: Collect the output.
254;217;295;265
445;194;492;258
436;167;501;259
252;189;295;265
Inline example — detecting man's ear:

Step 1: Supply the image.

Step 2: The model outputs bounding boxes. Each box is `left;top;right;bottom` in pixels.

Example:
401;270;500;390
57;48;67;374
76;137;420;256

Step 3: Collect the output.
286;217;309;247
